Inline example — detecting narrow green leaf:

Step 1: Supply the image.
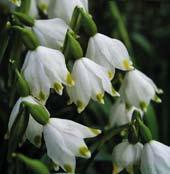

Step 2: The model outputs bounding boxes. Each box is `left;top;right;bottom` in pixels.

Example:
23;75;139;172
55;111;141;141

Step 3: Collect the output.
13;153;50;174
144;104;159;140
0;30;9;64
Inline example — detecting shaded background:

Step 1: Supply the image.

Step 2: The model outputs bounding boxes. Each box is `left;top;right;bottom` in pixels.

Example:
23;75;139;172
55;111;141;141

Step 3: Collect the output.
0;0;170;174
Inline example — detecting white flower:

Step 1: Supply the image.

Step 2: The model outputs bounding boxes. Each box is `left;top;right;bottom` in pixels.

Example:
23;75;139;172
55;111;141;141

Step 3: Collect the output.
67;58;119;113
48;0;88;24
141;140;170;174
119;69;162;111
29;0;39;18
86;33;134;75
109;99;143;127
33;18;69;50
43;118;101;173
8;96;44;147
112;140;143;174
22;46;74;103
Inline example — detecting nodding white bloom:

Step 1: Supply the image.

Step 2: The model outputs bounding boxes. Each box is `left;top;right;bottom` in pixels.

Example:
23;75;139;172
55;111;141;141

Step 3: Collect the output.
86;33;134;76
112;140;143;174
29;0;39;18
8;96;44;147
43;118;101;173
22;46;75;104
67;58;119;113
109;99;143;127
119;69;162;112
48;0;88;24
141;140;170;174
33;18;69;50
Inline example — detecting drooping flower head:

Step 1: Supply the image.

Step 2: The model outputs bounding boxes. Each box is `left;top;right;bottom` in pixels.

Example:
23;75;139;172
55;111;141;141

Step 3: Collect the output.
141;140;170;174
22;46;74;104
67;58;119;113
43;118;101;173
119;69;162;111
86;33;134;77
8;96;45;147
112;140;143;174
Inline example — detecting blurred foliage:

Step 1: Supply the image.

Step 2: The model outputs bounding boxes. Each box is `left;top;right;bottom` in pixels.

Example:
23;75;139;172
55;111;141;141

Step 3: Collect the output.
0;0;170;174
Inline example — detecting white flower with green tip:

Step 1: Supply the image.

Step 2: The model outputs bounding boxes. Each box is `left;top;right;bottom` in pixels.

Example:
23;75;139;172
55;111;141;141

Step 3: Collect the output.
33;18;69;50
141;140;170;174
48;0;88;24
67;58;119;113
43;118;101;173
8;96;44;147
119;69;162;112
86;33;134;75
112;140;143;174
22;46;74;103
109;99;143;127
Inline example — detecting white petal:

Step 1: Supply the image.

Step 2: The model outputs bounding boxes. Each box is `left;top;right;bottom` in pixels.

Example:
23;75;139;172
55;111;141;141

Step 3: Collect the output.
67;59;91;112
25;115;43;148
43;123;76;173
48;0;87;24
33;18;69;50
49;118;101;138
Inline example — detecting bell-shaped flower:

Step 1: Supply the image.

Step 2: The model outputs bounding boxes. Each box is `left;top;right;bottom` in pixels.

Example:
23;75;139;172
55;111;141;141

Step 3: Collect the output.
67;58;119;113
48;0;88;24
33;18;69;50
86;33;134;76
22;46;75;103
119;69;162;111
109;99;143;127
43;118;101;173
29;0;39;18
112;140;143;174
8;96;44;147
140;140;170;174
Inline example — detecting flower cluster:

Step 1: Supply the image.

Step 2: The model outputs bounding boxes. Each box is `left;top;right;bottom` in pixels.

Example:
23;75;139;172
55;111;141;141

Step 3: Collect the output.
6;0;168;174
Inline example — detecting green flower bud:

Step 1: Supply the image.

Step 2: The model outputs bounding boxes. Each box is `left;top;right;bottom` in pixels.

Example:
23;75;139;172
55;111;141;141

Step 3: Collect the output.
11;26;39;50
13;11;35;27
22;102;50;125
137;117;153;144
63;30;83;60
15;69;30;97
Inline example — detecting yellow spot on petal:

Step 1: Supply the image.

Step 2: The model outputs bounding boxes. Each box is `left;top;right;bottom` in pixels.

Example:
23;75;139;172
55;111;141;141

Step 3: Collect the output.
64;164;73;173
77;100;85;113
34;135;41;147
112;88;120;97
123;59;134;70
153;95;162;103
54;82;63;95
96;93;104;104
108;71;114;80
89;128;102;135
139;101;148;112
39;91;45;101
38;3;48;12
113;164;119;174
79;146;91;158
66;73;75;86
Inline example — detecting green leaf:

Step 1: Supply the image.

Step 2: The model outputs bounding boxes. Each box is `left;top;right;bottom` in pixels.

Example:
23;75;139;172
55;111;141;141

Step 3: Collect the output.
0;29;9;64
13;153;50;174
144;104;159;140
